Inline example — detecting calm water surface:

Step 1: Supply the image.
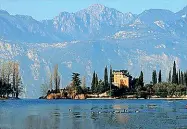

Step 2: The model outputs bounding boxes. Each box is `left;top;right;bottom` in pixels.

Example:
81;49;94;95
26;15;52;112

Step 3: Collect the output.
0;99;187;129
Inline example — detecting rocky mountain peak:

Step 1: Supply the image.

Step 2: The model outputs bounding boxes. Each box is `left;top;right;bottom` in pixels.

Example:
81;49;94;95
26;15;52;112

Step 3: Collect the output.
177;5;187;18
81;4;120;16
181;5;187;12
0;10;10;15
87;4;106;11
135;9;176;24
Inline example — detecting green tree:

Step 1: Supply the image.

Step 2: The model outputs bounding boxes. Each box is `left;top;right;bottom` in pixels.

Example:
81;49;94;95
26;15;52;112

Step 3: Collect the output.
172;61;177;84
109;65;113;96
184;72;187;87
145;84;154;97
131;78;139;90
95;74;98;93
139;71;144;88
176;84;186;96
72;73;82;94
153;83;172;97
91;71;96;93
179;69;181;84
104;66;109;91
181;71;184;85
98;79;104;94
158;70;162;83
176;72;179;85
152;70;157;85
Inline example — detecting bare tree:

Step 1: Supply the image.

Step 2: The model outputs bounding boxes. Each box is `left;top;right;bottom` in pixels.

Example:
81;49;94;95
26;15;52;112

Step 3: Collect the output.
82;76;86;90
12;62;16;97
1;62;5;85
57;75;60;90
53;64;60;93
12;62;23;98
0;61;23;98
6;61;13;85
50;73;53;91
41;82;49;97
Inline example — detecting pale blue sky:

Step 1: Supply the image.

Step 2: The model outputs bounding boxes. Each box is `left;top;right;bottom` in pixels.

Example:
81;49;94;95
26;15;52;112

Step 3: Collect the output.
0;0;187;20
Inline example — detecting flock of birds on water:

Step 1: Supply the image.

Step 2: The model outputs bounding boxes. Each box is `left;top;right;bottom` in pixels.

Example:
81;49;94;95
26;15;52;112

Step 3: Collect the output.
67;104;160;115
2;100;187;115
68;108;140;114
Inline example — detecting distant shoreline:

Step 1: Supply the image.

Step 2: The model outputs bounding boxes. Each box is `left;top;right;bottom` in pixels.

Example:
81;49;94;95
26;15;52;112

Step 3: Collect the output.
149;97;187;100
0;97;20;100
2;97;187;100
2;98;187;100
86;97;116;100
87;97;187;100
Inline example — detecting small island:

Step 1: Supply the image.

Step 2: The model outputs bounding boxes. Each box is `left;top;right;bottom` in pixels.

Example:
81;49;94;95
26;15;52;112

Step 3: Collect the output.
40;61;187;100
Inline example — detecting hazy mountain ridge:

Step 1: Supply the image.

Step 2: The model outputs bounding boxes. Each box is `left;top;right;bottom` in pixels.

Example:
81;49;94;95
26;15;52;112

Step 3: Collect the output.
0;4;186;42
0;4;187;98
0;36;186;97
49;4;136;40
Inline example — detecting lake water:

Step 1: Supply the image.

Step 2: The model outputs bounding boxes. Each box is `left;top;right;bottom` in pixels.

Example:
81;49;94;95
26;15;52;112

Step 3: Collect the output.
0;99;187;129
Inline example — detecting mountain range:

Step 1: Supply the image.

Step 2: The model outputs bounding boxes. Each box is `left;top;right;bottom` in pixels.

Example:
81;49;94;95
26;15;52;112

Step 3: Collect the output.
0;4;187;98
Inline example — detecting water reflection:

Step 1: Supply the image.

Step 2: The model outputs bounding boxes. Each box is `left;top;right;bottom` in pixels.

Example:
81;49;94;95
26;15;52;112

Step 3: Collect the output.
51;107;61;129
24;106;61;129
0;100;187;129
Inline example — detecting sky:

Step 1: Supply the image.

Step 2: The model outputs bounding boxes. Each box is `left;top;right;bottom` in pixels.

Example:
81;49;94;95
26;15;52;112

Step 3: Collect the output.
0;0;187;20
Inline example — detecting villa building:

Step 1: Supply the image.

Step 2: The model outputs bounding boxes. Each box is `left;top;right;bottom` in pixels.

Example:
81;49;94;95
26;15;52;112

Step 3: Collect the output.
112;70;130;88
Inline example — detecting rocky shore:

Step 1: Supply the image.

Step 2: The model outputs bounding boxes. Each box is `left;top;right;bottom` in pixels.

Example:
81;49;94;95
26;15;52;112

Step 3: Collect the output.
39;93;86;100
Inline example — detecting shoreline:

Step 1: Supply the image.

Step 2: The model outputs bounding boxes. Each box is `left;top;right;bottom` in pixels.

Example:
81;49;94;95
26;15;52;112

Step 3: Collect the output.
2;97;187;100
87;97;187;100
86;97;116;100
149;97;187;100
0;97;20;100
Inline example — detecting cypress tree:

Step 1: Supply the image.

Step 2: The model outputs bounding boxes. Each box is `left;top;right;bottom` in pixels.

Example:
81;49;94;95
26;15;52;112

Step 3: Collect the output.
181;71;184;85
172;61;177;84
91;71;96;93
152;70;157;85
109;65;113;96
109;66;113;86
139;71;144;88
104;66;108;91
184;72;187;87
185;72;187;95
179;69;181;84
176;72;179;85
95;74;98;93
158;70;162;83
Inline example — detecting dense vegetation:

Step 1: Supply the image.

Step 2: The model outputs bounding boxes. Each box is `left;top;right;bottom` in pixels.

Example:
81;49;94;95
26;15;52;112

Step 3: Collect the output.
1;59;186;100
41;61;187;99
136;61;187;98
0;61;23;99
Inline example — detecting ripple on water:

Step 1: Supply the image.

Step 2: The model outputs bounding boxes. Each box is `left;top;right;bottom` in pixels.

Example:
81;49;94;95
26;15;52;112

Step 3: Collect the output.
0;99;187;129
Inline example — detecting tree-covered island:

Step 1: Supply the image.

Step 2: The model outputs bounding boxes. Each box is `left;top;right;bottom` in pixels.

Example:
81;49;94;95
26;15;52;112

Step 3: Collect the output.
40;61;187;100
